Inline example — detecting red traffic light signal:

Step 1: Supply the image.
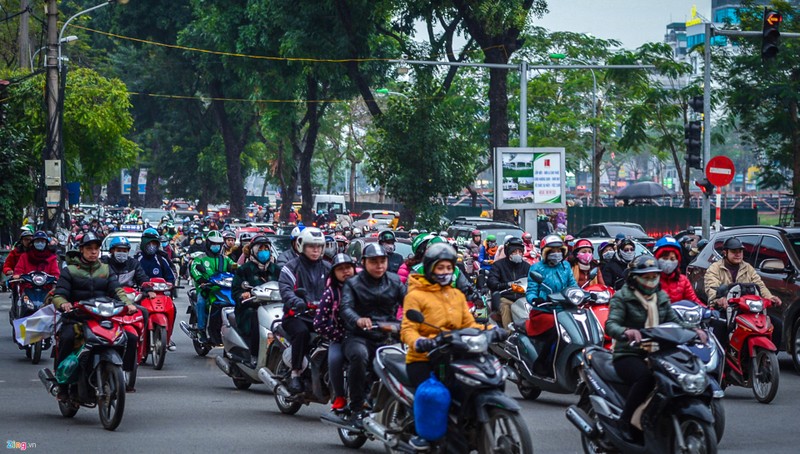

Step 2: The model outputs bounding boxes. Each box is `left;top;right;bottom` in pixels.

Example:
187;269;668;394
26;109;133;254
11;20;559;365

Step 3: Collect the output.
695;179;715;196
762;8;782;61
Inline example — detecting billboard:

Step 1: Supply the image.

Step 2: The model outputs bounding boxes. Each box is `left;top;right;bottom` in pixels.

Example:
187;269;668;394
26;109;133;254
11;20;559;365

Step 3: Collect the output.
121;168;147;195
494;147;566;210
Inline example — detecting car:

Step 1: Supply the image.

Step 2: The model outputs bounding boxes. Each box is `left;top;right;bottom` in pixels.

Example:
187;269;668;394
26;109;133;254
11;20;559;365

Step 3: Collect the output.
574;222;656;250
101;232;143;258
265;235;293;257
685;225;800;368
447;221;524;248
576;237;652;260
351;210;399;232
139;208;172;225
346;237;412;262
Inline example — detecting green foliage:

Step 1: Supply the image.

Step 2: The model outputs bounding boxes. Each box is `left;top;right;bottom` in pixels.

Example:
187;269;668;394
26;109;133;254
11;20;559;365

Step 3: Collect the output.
0;125;36;230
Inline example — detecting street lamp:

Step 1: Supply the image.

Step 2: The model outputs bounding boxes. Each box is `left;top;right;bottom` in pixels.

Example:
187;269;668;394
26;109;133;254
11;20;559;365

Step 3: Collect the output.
549;53;599;206
31;36;77;69
375;88;409;98
59;1;128;70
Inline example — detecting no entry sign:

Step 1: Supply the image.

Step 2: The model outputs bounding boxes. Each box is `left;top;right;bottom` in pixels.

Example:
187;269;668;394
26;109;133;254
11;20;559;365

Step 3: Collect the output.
705;156;735;187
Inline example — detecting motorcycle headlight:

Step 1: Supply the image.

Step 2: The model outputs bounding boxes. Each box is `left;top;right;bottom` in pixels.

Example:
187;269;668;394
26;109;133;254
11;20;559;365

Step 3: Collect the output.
678;372;708;395
594;290;610;304
560;329;572;344
151;283;171;292
32;275;46;286
679;308;702;326
220;277;233;287
462;334;489;353
565;288;584;306
746;299;763;313
454;373;482;387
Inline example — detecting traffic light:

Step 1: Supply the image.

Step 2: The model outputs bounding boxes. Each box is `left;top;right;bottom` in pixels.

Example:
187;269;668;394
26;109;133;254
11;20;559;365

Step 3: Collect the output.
685;120;702;170
695;179;715;197
688;95;703;114
761;8;782;61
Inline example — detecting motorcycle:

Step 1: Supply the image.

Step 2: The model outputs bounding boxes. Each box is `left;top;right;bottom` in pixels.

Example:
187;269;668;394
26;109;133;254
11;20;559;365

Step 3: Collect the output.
582;282;614;350
492;271;604;400
716;283;780;404
9;272;57;364
179;272;235;356
139;278;177;370
215;281;283;390
324;309;532;454
38;297;129;431
567;324;718;454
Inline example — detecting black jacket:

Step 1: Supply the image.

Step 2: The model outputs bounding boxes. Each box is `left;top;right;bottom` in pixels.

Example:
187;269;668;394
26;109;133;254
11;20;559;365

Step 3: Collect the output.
487;257;531;299
276;248;299;270
52;251;128;308
601;257;629;291
278;255;330;317
341;270;406;341
102;256;149;288
387;252;404;274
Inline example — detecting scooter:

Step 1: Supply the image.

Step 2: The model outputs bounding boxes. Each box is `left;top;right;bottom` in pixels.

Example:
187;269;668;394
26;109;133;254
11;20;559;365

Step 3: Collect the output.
321;309;532;454
113;287;146;391
38;297;129;431
139;278;177;370
566;324;718;454
582;282;614;351
493;271;604;400
9;272;57;364
215;281;283;390
716;283;780;404
179;272;235;356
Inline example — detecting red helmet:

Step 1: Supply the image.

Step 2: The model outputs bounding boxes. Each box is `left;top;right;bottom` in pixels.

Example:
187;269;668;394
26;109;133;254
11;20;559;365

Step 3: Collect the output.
471;229;481;237
573;238;593;254
522;232;532;242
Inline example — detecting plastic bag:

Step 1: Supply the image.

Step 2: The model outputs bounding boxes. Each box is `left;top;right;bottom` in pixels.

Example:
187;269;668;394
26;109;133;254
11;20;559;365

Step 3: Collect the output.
414;372;451;441
55;347;82;384
13;304;59;346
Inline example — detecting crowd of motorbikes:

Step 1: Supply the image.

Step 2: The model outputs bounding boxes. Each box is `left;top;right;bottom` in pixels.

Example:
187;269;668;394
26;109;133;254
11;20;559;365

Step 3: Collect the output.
3;212;786;453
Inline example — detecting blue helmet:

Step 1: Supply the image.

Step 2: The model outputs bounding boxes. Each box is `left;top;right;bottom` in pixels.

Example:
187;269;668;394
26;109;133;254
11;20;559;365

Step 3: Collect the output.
108;236;131;250
32;230;50;242
653;235;680;255
142;228;159;242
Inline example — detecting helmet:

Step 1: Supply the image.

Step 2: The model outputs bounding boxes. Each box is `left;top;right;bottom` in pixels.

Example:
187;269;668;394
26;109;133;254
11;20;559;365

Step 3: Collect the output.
330;253;356;275
471;229;481;237
362;243;387;260
598;241;614;254
409;229;419;235
32;230;50;242
540;234;564;250
504;237;525;255
108;236;131;250
79;231;102;247
412;233;432;255
290;226;303;240
239;231;254;244
221;230;235;239
20;230;33;239
158;235;169;242
206;230;224;244
324;235;337;257
654;236;682;259
422;243;458;282
378;230;396;243
334;234;349;244
297;227;325;251
142;228;159;242
722;237;743;251
486;234;497;243
628;255;661;275
250;234;271;248
522;232;532;242
696;239;709;251
573;238;593;254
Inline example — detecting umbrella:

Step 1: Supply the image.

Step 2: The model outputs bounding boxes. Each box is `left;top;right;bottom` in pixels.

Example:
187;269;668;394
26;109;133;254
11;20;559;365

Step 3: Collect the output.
615;181;674;200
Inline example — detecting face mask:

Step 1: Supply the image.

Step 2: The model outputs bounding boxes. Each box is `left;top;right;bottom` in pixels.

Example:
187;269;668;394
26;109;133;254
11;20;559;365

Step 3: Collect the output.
210;245;222;254
620;250;635;262
383;244;395;254
602;250;615;261
33;241;47;251
432;273;453;286
114;251;128;262
634;275;660;295
195;239;204;245
144;244;158;256
577;252;593;265
257;250;271;264
509;254;523;264
546;252;563;265
161;242;169;248
658;258;678;274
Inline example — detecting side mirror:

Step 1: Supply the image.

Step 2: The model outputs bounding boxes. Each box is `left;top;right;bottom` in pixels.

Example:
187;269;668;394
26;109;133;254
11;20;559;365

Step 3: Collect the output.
529;271;544;284
588;267;598;280
759;258;787;273
406;309;425;323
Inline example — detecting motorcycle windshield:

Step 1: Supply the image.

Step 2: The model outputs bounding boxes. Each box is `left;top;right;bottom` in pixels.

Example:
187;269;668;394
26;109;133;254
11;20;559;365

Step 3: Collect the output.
556;308;603;346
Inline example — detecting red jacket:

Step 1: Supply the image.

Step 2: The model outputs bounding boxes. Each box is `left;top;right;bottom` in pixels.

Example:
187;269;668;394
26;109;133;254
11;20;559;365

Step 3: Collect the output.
660;272;701;305
14;250;61;279
3;246;25;275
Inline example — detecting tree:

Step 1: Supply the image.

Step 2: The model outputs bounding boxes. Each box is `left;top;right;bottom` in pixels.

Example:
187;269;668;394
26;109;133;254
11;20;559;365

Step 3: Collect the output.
0;125;36;237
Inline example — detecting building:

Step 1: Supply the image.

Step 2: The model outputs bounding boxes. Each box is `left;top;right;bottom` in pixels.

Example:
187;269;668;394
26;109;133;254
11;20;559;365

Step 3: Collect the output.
664;22;688;59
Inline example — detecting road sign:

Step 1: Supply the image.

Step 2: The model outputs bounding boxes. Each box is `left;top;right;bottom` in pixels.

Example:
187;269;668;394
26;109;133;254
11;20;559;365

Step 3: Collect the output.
705;156;735;187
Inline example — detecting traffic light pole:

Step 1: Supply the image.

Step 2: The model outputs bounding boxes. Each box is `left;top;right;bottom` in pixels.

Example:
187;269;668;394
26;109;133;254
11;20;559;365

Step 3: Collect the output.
702;23;712;239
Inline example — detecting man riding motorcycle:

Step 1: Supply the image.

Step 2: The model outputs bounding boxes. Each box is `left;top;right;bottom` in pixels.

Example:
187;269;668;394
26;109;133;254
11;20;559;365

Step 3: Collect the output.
487;237;530;328
189;230;236;343
340;244;406;425
378;230;404;274
278;227;330;394
138;228;176;285
12;230;61;279
52;232;137;397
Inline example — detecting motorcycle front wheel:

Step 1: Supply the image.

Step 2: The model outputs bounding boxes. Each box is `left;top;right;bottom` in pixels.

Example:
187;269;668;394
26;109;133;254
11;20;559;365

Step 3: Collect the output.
189;311;211;357
273;361;301;415
751;348;779;403
710;398;725;443
58;399;79;418
152;325;167;370
478;408;534;454
673;417;717;454
98;363;126;431
517;381;542;400
31;340;43;364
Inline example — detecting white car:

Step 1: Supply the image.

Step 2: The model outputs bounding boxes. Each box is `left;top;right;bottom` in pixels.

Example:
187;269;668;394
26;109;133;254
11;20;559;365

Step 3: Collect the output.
101;232;143;257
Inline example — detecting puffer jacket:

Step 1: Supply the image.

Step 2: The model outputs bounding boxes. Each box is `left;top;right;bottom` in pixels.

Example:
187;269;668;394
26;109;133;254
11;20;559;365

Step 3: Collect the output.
340;270;405;341
601;255;630;290
13;250;60;278
401;274;484;364
526;260;578;311
487;257;530;299
660;271;701;305
52;251;131;309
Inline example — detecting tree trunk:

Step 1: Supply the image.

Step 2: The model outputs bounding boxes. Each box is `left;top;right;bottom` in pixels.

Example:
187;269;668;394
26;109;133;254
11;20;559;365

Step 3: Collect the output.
295;76;327;222
208;79;249;219
467;186;478;207
144;168;162;208
349;159;357;207
129;167;141;207
326;165;334;194
260;175;269;197
107;174;122;207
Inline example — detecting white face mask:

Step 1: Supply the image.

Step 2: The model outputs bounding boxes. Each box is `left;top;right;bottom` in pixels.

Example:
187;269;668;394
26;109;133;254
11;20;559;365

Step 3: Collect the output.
602;250;615;261
658;258;679;274
383;244;395;254
509;253;523;264
620;250;635;262
547;252;563;265
114;251;128;262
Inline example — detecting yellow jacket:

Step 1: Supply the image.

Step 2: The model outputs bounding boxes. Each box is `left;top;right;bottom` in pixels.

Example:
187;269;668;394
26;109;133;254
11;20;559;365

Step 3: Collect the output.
401;274;484;364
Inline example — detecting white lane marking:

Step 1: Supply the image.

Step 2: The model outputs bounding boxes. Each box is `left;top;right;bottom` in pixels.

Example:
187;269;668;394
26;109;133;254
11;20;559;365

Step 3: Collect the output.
136;375;188;380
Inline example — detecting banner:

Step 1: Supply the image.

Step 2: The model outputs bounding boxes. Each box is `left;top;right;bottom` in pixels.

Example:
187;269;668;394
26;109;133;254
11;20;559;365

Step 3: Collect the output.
121;168;147;195
494;147;566;209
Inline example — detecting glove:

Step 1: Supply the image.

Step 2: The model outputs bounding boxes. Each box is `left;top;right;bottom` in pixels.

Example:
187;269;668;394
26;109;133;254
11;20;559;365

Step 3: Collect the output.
293;301;308;312
414;337;438;353
491;327;510;342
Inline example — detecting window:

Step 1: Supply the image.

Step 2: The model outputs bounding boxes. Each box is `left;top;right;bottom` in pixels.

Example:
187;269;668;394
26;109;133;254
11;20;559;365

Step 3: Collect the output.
359;212;370;220
756;235;789;268
713;234;759;265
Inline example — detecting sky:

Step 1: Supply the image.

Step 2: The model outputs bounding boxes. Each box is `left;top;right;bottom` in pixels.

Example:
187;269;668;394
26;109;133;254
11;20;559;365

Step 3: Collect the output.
535;0;712;49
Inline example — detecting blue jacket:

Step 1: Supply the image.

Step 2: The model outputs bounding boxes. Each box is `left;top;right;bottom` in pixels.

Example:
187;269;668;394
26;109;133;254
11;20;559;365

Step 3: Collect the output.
138;252;176;283
526;260;577;312
478;245;496;270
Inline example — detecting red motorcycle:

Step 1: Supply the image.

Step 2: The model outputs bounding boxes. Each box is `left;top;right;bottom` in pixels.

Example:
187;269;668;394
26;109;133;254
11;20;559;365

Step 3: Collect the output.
582;283;614;350
717;283;780;403
38;297;128;431
139;278;176;370
114;290;146;391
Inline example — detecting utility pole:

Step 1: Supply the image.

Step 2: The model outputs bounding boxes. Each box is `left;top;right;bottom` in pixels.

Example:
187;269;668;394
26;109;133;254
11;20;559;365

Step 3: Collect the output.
701;22;712;239
44;0;62;229
18;0;31;70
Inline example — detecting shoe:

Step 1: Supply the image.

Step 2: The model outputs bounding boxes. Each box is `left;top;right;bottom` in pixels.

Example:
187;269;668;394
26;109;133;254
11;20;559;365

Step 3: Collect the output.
167;341;177;352
287;376;304;394
56;385;69;401
618;420;636;443
198;331;208;344
409;435;431;451
126;386;136;393
331;396;347;411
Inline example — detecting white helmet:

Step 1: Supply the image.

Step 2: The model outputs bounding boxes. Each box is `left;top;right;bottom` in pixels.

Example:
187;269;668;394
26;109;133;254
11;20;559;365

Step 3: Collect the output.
297;227;325;252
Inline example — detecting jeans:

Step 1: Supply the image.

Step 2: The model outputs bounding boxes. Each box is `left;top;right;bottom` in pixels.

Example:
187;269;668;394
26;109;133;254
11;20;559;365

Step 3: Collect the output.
282;317;313;370
328;342;346;398
196;293;208;330
407;361;432;388
343;336;379;410
614;355;653;424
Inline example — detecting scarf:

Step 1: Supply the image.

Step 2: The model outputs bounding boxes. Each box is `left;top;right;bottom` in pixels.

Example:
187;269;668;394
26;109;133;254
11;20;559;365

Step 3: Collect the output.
248;254;267;272
633;289;659;352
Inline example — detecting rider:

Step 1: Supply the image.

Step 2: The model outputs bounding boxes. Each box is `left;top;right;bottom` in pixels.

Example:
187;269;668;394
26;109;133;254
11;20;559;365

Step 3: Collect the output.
278;227;330;394
569;238;605;287
334;234;350;254
12;231;61;279
323;235;338;264
222;230;237;259
3;229;34;278
52;232;137;397
487;237;530;328
605;255;706;437
159;235;175;261
189;230;236;343
466;229;482;263
602;237;637;290
340;244;406;424
138;228;176;284
232;235;279;366
653;236;700;304
276;225;303;269
524;235;577;375
378;230;404;274
478;234;498;271
521;232;538;264
313;253;357;412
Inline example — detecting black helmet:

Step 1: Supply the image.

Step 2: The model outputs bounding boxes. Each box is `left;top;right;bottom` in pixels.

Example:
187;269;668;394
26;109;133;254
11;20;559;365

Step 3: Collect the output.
504;237;525;255
723;237;743;251
79;231;102;248
378;230;396;243
250;234;271;247
422;243;458;282
628;255;661;275
361;243;387;260
330;253;356;278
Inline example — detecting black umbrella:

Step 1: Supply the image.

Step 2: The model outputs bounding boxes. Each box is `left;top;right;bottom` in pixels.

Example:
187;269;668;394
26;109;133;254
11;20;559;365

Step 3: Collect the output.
615;181;674;200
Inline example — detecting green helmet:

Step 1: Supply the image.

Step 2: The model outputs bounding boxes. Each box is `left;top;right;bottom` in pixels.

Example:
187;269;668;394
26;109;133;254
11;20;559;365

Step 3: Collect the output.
206;230;224;244
411;233;446;256
486;234;497;242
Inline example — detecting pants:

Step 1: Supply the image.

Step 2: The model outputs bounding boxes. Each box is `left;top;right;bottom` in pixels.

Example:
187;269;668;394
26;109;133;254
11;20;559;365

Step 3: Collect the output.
343;336;379;409
56;322;137;372
407;361;433;388
499;297;516;329
328;342;346;398
237;307;261;355
122;331;138;372
282;317;313;371
196;293;208;330
614;355;653;424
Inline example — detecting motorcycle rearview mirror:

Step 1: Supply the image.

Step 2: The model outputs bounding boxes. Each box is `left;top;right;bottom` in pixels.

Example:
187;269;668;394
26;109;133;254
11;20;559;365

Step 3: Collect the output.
588;267;598;280
529;271;544;284
406;309;425;323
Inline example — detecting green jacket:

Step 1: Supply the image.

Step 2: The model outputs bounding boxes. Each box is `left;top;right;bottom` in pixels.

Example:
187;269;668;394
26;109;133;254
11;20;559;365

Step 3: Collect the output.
189;252;235;289
232;260;280;303
52;251;131;309
605;285;688;359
